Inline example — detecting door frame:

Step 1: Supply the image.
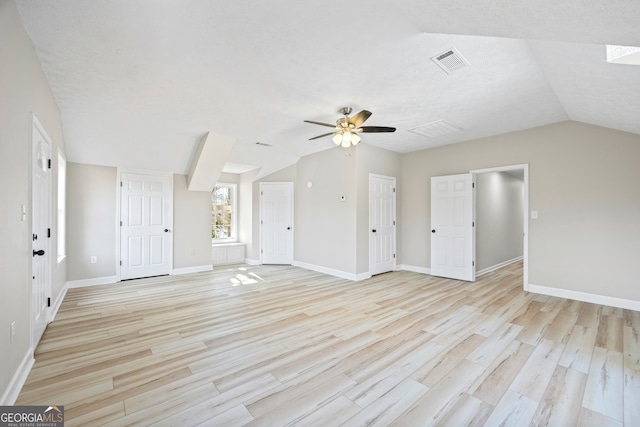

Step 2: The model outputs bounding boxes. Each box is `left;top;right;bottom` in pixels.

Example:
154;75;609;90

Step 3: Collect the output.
259;182;294;265
116;168;174;281
369;173;397;276
470;164;529;289
31;113;52;347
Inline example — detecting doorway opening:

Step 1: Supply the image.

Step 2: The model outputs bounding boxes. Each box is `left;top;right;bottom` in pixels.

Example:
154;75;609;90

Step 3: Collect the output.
471;164;529;289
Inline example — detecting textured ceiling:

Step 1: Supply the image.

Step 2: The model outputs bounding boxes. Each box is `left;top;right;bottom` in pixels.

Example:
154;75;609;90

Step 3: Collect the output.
13;0;640;178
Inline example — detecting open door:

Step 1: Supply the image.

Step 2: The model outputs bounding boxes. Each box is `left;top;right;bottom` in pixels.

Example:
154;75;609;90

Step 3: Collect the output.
430;173;475;281
31;115;52;346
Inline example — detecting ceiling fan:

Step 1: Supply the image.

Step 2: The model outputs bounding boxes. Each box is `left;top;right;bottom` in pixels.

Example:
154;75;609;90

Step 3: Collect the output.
304;107;396;147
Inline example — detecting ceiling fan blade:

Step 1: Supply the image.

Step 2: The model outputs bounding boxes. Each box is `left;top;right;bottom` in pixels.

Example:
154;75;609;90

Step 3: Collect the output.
348;110;372;127
304;120;336;128
308;131;337;140
358;126;396;133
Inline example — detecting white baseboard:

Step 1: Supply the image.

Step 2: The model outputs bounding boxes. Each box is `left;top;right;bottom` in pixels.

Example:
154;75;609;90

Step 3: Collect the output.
66;276;118;289
355;272;372;281
292;260;363;281
398;264;432;275
528;283;640;311
245;258;261;266
477;256;523;277
50;285;68;321
172;265;213;275
1;348;34;405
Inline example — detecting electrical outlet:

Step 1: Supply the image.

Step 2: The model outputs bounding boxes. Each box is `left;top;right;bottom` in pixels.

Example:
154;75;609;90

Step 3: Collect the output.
10;321;15;343
91;256;97;264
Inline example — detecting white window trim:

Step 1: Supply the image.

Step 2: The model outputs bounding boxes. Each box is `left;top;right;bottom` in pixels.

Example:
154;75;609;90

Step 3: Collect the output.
212;182;237;244
57;150;66;263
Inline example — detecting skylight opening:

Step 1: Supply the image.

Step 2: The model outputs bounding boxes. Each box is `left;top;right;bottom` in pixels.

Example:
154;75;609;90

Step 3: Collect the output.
606;45;640;65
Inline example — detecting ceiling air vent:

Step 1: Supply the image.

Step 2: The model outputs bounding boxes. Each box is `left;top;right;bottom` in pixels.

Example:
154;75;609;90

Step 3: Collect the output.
431;47;470;74
408;120;463;138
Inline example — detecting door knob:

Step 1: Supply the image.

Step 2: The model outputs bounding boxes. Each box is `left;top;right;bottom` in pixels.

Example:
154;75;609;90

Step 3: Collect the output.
164;229;170;232
431;229;436;233
33;249;45;257
372;229;377;233
287;227;291;230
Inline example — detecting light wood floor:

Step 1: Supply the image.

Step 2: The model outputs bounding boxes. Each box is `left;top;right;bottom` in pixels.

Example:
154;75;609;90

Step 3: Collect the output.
17;262;640;426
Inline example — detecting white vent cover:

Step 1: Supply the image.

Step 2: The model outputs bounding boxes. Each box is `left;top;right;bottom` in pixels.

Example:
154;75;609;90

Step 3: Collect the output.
431;47;470;74
408;120;463;138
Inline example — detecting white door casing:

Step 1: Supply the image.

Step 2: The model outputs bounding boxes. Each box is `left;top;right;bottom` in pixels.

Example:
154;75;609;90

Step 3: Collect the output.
370;174;396;275
31;115;52;346
260;182;293;265
119;172;173;280
430;173;475;281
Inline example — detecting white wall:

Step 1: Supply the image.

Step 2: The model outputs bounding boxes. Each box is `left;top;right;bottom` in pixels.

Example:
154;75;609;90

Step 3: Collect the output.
402;121;640;302
476;172;524;271
0;0;67;402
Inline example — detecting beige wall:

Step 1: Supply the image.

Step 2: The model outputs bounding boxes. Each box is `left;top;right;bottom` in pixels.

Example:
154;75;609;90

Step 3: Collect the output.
476;172;524;271
66;166;214;280
66;163;117;280
0;0;67;402
173;174;213;269
247;144;400;275
402;121;640;301
238;169;259;260
247;164;297;261
295;148;357;272
355;144;402;273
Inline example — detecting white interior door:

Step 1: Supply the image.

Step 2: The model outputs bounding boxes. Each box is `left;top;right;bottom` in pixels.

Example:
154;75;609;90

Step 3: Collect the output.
260;182;293;264
430;173;475;281
370;174;396;275
31;116;52;346
120;172;173;280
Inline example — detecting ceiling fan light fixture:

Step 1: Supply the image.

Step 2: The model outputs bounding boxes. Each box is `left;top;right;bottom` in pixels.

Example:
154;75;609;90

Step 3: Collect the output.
305;107;395;147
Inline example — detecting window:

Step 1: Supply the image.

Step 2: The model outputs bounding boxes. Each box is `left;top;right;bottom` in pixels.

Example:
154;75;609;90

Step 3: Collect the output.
57;151;66;262
212;183;236;242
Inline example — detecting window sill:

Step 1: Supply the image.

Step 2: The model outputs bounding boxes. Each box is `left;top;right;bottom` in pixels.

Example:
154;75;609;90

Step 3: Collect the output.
212;242;244;247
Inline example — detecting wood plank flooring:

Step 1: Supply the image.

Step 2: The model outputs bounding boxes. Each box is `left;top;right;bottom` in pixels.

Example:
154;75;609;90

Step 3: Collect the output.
16;262;640;426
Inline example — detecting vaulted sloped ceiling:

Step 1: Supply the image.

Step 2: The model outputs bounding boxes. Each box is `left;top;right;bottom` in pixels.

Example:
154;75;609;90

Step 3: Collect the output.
14;0;640;179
